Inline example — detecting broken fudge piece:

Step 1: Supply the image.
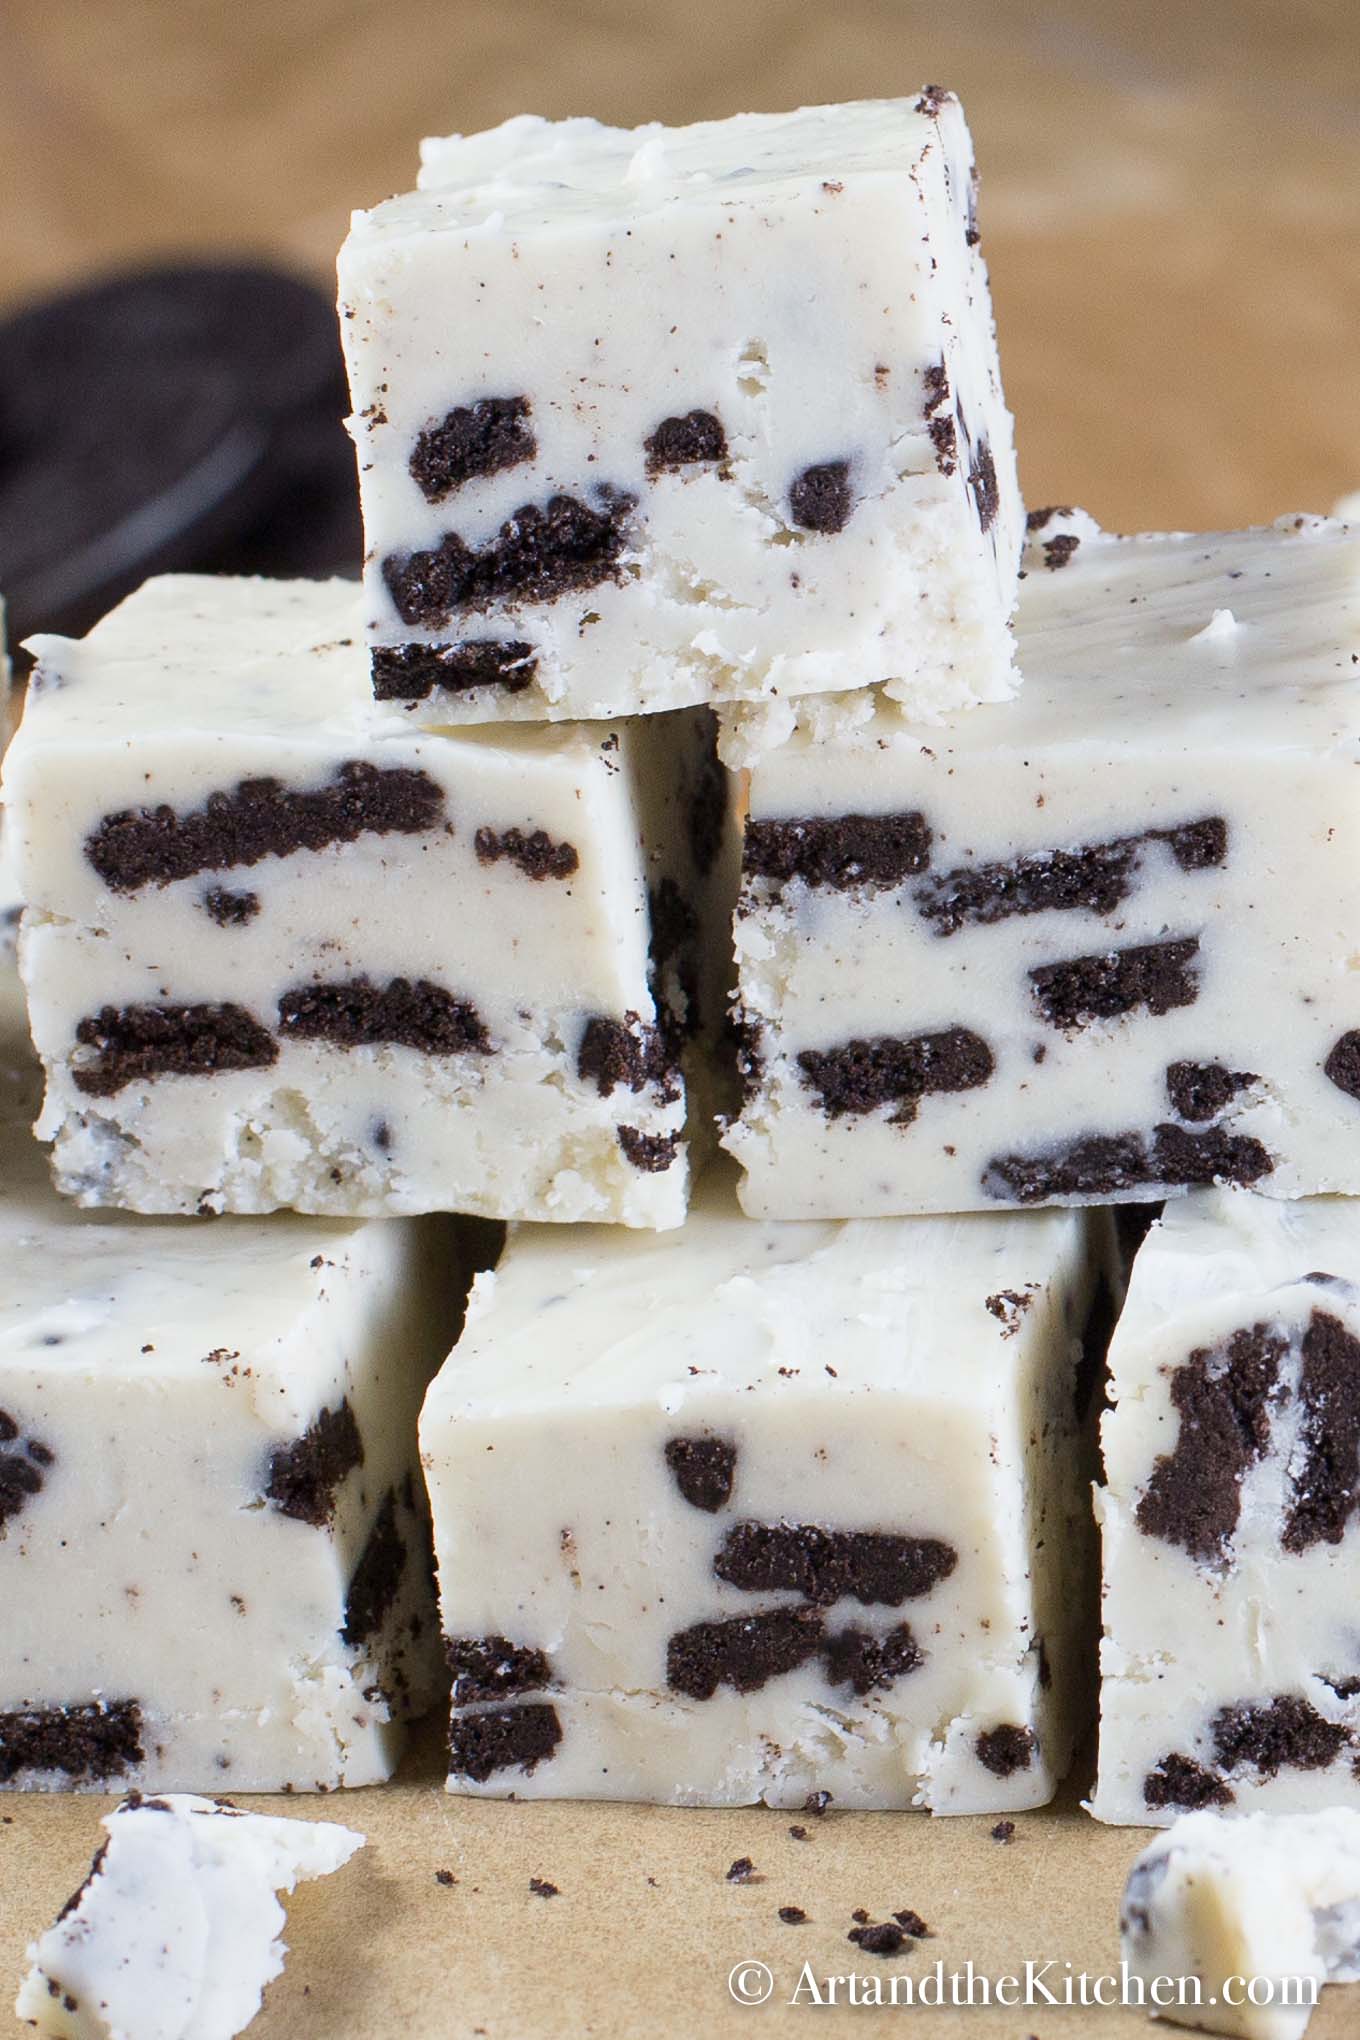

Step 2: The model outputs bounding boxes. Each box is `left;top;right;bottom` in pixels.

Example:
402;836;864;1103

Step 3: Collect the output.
1120;1808;1360;2039
338;95;1022;726
1094;1189;1360;1825
722;513;1360;1218
15;1793;363;2039
4;574;720;1224
420;1164;1111;1811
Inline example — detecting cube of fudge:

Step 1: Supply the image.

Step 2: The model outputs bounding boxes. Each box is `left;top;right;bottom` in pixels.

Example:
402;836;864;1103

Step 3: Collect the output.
1120;1808;1360;2040
16;1794;364;2040
4;574;722;1223
1094;1189;1360;1825
0;951;463;1791
723;513;1360;1218
338;94;1022;725
419;1167;1112;1811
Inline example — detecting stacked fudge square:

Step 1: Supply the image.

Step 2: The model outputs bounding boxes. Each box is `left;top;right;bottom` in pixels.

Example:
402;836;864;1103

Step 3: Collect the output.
6;85;1360;1831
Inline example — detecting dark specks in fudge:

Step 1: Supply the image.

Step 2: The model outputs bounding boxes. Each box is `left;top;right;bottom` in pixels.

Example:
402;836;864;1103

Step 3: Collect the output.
983;1124;1274;1203
71;1002;278;1097
1039;533;1080;569
86;761;445;892
666;1607;824;1699
922;362;949;418
975;1724;1035;1777
913;818;1226;938
985;1289;1035;1339
713;1523;957;1606
1282;1310;1360;1553
1028;936;1201;1031
381;490;636;627
913;84;955;116
265;1399;364;1528
409;394;536;503
644;409;728;473
277;977;491;1056
797;1027;994;1123
664;1435;738;1513
822;1622;924;1696
1135;1323;1287;1563
1212;1694;1347;1778
448;1703;563;1782
1165;1061;1258;1123
446;1636;554;1706
0;1414;55;1526
967;439;999;532
1325;1031;1360;1102
617;1126;681;1172
372;640;537;702
1142;1752;1233;1813
202;886;260;927
577;1012;681;1106
788;461;852;535
474;825;579;881
342;1488;406;1645
928;415;958;478
743;812;931;897
0;1700;144;1784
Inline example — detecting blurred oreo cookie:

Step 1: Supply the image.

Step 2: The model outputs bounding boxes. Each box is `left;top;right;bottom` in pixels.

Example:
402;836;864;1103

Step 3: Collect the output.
0;263;360;647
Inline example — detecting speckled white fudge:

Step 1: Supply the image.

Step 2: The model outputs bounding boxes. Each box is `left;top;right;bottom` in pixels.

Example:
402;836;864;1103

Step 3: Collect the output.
420;1168;1111;1812
1120;1809;1360;2040
338;93;1022;725
4;574;721;1224
16;1794;363;2040
1094;1190;1360;1826
723;513;1360;1218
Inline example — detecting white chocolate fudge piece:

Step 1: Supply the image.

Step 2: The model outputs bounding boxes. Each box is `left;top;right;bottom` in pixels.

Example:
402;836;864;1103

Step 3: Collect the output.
1120;1809;1360;2040
420;1167;1111;1811
15;1793;363;2040
338;94;1021;726
4;575;721;1223
0;972;458;1791
1094;1190;1360;1826
722;513;1360;1219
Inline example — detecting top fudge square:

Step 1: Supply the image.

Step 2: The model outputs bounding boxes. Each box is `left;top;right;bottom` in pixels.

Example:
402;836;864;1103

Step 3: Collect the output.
338;94;1022;725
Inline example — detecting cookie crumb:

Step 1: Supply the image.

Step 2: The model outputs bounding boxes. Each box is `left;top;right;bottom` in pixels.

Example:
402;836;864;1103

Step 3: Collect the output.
778;1905;808;1924
434;1869;456;1887
990;1820;1015;1843
726;1856;760;1884
529;1877;560;1898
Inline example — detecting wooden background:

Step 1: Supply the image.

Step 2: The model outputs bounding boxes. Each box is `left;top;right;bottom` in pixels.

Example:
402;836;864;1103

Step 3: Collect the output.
2;0;1358;533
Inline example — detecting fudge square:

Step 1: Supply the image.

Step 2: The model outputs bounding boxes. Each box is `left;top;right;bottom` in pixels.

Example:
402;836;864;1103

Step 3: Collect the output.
420;1167;1113;1811
1094;1189;1360;1826
338;94;1023;726
723;512;1360;1219
4;574;721;1224
0;992;464;1793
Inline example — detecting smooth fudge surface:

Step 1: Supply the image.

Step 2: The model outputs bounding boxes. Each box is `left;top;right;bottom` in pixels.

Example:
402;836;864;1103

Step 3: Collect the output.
15;1793;363;2040
5;574;718;1225
1095;1189;1360;1826
420;1166;1110;1812
723;512;1360;1218
339;95;1021;725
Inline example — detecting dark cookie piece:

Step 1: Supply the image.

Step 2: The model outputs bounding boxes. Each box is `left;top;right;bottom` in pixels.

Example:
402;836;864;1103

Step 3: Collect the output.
0;1699;144;1784
448;1703;563;1782
266;1400;364;1528
914;837;1140;937
277;977;490;1056
1325;1032;1360;1102
617;1127;681;1172
928;415;958;477
409;395;535;502
985;1289;1034;1338
779;1906;808;1925
474;825;579;881
713;1523;957;1606
1282;1310;1360;1553
1162;817;1227;870
342;1488;405;1646
1154;1124;1274;1188
446;1636;553;1706
1040;533;1079;569
968;440;999;532
1029;936;1200;1031
381;490;636;626
984;1124;1273;1203
975;1724;1035;1777
788;461;852;535
529;1877;560;1898
822;1623;923;1696
0;1444;48;1525
1143;1753;1232;1813
71;1002;277;1098
726;1856;759;1883
1165;1062;1257;1123
1025;506;1075;531
797;1027;994;1122
848;1921;908;1957
644;409;727;472
922;362;949;416
664;1435;738;1514
86;761;445;893
1211;1694;1347;1778
577;1012;680;1105
743;812;931;897
666;1608;824;1700
202;887;260;927
914;84;955;115
1135;1324;1287;1562
371;640;537;702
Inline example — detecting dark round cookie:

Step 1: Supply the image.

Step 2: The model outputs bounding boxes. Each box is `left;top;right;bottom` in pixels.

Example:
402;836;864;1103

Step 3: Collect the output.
0;263;360;645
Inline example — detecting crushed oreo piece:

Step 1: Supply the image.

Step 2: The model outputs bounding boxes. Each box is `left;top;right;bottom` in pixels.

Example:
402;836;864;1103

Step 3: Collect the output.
72;1002;277;1098
984;1123;1273;1203
848;1921;908;1957
1136;1323;1286;1562
915;837;1140;937
1325;1032;1360;1102
278;977;490;1055
985;1290;1035;1339
342;1489;405;1645
797;1027;994;1122
371;639;537;701
726;1857;759;1884
975;1724;1035;1777
0;1699;144;1784
448;1703;563;1782
1165;1061;1257;1122
1142;1753;1232;1812
1163;817;1227;870
266;1400;364;1528
713;1523;957;1606
788;460;851;534
928;415;958;476
1282;1310;1360;1553
822;1622;923;1696
1029;936;1200;1031
577;1012;679;1104
0;1420;51;1525
1211;1694;1347;1778
617;1126;681;1172
664;1436;738;1514
474;825;579;881
990;1821;1015;1843
446;1636;553;1706
409;395;535;502
529;1876;560;1898
743;812;931;896
1040;533;1079;569
381;491;636;626
913;84;954;116
202;886;260;926
644;409;727;472
779;1905;808;1925
666;1607;823;1700
968;440;999;532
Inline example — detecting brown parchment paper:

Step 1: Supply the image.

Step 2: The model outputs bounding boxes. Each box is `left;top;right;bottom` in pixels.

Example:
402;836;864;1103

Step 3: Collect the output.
2;1;1360;2032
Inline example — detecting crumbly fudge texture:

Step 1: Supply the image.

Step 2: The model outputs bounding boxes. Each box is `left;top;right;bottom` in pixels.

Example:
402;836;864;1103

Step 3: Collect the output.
5;574;720;1224
722;513;1360;1217
1121;1808;1360;2040
15;1793;363;2040
338;95;1021;725
421;1167;1112;1812
1094;1189;1360;1826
